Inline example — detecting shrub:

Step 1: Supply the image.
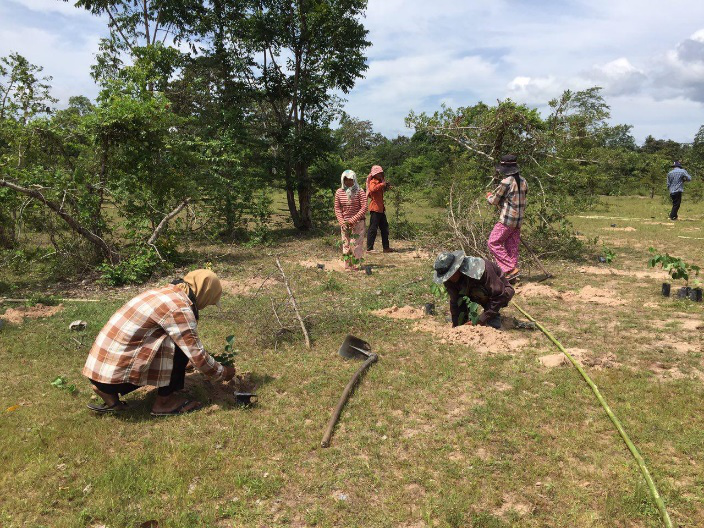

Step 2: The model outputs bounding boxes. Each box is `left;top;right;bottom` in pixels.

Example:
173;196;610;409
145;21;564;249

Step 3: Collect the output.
98;248;165;286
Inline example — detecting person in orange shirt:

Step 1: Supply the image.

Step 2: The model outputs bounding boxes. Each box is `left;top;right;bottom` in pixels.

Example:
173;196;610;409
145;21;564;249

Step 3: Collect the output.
365;165;393;252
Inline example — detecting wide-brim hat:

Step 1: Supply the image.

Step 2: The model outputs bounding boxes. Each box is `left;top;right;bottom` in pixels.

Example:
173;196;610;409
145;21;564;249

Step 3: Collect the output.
460;256;485;280
495;154;519;176
433;250;466;284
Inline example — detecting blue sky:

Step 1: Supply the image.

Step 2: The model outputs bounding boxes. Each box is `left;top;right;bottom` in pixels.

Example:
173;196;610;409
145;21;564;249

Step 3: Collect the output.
2;0;703;143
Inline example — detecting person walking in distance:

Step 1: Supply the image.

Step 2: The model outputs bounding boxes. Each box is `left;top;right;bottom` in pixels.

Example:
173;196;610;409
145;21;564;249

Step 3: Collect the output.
365;165;393;253
667;160;692;220
486;154;528;282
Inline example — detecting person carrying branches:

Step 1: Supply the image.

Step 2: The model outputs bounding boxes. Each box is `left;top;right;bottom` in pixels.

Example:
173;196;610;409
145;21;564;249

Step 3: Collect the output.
433;250;514;329
334;169;367;271
486;154;528;282
667;160;692;221
82;269;236;415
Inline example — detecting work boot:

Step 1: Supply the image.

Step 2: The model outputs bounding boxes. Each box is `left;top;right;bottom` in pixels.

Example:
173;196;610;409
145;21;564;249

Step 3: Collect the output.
383;248;394;253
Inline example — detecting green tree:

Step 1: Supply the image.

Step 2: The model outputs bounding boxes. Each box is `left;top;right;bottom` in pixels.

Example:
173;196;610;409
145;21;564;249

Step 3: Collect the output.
240;0;370;230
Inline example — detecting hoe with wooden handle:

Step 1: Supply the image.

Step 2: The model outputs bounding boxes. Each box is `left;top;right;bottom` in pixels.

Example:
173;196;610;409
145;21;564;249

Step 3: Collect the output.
320;335;378;448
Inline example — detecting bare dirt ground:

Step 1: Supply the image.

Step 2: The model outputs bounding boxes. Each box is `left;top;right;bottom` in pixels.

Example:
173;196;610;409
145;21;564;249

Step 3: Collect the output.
0;303;64;324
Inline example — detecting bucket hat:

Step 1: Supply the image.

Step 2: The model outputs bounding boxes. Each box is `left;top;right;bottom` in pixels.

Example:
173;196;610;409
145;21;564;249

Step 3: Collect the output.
495;154;519;176
433;250;466;284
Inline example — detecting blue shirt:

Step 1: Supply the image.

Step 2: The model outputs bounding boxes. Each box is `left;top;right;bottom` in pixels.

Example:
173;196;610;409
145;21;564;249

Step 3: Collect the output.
667;167;691;194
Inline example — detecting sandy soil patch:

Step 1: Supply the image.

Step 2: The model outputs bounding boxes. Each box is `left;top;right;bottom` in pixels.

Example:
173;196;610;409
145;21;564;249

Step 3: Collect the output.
220;276;281;296
538;348;620;369
649;362;704;381
372;305;426;320
577;266;663;280
656;317;703;331
494;493;532;518
643;221;675;227
372;305;530;353
603;226;637;232
183;371;257;409
298;259;349;273
514;283;563;300
561;285;627;306
415;320;529;353
0;303;64;324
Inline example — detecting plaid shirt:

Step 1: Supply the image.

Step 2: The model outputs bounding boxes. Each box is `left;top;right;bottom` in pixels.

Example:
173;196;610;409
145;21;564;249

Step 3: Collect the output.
487;174;528;228
83;284;224;387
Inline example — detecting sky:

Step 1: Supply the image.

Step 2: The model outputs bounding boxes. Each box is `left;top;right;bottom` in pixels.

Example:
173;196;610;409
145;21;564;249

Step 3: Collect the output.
1;0;703;144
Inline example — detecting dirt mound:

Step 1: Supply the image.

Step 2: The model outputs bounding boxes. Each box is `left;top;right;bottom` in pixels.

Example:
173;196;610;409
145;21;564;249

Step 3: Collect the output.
577;266;662;280
220;276;280;296
514;283;563;300
372;305;529;353
414;320;529;354
648;362;704;381
561;286;626;306
539;348;620;369
371;305;426;319
299;259;348;273
0;303;64;325
603;226;637;232
183;371;257;408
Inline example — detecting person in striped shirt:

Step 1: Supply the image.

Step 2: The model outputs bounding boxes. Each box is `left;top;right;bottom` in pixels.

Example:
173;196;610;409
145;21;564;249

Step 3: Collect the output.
334;170;367;271
83;269;236;415
486;154;528;282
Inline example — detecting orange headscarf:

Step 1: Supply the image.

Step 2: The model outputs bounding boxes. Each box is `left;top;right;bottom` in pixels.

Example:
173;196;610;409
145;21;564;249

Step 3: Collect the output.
181;269;222;310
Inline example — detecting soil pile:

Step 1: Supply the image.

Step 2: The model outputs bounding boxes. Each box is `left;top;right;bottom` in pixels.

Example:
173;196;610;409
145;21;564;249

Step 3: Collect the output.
184;371;256;407
538;348;620;369
603;226;637;232
561;285;626;306
577;266;662;280
299;259;348;273
372;305;529;353
371;305;426;319
220;276;280;296
416;320;529;353
0;303;64;325
514;283;563;300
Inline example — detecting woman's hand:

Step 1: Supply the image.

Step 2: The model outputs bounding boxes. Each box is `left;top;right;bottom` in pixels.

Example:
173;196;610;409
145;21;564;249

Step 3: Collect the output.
222;365;236;382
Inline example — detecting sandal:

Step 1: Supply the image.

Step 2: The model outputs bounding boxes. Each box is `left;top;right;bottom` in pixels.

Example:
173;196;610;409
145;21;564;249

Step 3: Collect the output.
150;400;203;417
87;400;129;414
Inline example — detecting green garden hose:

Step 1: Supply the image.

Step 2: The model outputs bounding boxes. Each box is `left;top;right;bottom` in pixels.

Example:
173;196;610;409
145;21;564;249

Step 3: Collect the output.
511;300;674;528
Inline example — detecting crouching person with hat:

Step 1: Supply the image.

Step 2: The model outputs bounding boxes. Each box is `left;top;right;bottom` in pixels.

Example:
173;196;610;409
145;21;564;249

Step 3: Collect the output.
433;251;514;329
83;269;236;416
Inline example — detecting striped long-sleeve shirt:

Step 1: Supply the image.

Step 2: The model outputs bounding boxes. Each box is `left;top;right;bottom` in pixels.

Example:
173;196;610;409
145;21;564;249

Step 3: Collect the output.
487;174;528;228
83;284;224;387
334;188;367;226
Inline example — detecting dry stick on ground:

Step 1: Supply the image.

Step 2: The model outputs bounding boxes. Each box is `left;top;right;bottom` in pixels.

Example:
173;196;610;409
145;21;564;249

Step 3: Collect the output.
147;199;190;260
275;258;311;349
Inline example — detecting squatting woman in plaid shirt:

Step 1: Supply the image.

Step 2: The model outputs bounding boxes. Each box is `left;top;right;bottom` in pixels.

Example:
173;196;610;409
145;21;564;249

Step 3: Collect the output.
83;269;236;415
486;154;528;281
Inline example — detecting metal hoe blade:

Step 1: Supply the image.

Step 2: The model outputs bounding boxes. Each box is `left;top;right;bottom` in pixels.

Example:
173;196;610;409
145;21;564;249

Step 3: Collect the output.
338;335;372;360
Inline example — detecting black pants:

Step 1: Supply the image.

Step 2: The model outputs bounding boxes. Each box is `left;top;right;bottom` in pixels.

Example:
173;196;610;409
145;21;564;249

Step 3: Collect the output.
670;192;682;220
367;211;390;250
91;346;189;398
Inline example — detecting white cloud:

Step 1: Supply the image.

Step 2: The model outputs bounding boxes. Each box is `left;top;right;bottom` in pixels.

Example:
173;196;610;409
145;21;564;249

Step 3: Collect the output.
8;0;94;18
584;58;647;97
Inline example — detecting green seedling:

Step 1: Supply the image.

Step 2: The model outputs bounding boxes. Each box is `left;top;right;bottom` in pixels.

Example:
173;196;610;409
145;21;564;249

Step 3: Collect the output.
458;295;481;325
212;335;237;367
430;282;448;301
648;248;700;285
51;376;77;394
602;245;616;264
